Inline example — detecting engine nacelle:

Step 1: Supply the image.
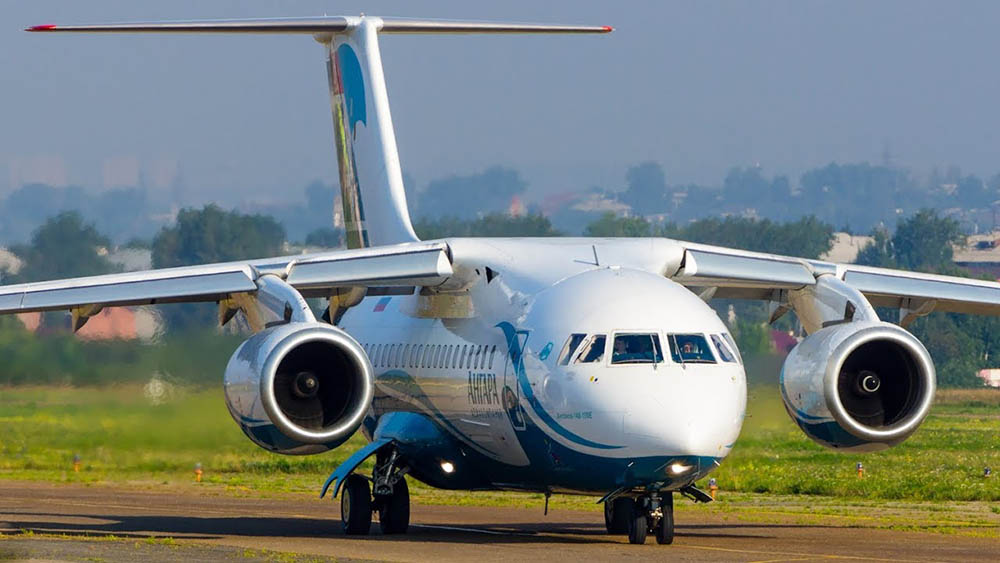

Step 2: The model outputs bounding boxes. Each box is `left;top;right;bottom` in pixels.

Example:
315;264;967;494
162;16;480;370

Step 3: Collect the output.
780;321;935;452
224;322;374;455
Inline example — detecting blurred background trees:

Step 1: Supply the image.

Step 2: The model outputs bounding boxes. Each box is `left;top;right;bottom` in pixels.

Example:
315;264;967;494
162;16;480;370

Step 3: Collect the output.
3;157;1000;387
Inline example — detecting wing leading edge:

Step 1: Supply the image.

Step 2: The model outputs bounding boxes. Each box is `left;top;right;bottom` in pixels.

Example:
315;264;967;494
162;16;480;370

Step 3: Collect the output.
0;242;452;315
671;241;1000;317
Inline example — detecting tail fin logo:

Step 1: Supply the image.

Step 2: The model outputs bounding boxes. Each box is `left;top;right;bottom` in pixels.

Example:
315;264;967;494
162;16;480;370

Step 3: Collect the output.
335;44;366;137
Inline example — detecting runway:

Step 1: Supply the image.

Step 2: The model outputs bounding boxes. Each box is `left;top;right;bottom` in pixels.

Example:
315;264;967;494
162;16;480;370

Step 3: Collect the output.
0;481;997;562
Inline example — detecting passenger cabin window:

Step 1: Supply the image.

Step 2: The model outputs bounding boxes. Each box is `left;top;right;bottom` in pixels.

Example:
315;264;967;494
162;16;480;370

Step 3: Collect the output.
557;334;587;366
711;334;737;363
668;334;717;364
575;335;607;364
611;333;664;364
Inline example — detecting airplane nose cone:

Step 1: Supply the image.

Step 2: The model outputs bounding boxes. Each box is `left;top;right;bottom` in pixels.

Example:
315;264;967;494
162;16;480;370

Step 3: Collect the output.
626;368;746;459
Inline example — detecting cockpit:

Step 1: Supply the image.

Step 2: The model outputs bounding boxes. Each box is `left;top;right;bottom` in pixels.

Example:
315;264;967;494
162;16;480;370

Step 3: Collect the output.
555;330;741;367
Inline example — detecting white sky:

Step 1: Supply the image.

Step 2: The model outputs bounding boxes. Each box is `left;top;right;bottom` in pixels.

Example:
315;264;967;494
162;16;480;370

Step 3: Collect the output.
2;1;1000;202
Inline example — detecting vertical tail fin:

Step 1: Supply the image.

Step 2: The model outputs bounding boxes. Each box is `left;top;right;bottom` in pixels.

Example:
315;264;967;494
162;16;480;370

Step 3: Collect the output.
321;17;611;248
27;16;611;248
326;19;416;248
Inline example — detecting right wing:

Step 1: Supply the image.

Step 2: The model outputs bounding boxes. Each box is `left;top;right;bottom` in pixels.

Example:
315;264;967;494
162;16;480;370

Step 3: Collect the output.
672;241;1000;317
0;242;453;316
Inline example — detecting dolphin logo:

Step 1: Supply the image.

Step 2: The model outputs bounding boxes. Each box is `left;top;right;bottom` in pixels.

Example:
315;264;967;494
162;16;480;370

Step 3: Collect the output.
336;44;367;137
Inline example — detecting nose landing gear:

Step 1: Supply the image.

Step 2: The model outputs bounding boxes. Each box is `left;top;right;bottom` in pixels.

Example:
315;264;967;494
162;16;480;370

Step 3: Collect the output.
605;493;674;545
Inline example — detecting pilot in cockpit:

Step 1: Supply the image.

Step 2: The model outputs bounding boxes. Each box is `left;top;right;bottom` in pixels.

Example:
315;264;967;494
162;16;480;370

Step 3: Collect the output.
613;334;655;363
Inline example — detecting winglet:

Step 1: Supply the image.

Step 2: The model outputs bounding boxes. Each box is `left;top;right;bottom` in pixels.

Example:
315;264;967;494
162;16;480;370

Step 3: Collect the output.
26;24;58;32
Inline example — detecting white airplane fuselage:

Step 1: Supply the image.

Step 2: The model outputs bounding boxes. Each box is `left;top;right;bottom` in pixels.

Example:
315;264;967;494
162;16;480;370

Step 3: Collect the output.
341;238;747;494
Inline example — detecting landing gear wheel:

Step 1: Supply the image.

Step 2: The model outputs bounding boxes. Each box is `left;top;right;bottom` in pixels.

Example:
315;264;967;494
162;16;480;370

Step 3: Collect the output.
626;501;648;545
604;497;633;535
377;475;410;534
341;473;372;535
655;493;674;545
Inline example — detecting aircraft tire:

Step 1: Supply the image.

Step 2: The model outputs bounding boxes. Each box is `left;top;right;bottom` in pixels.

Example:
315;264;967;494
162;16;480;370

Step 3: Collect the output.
378;476;410;534
604;497;633;534
341;473;372;535
626;502;647;545
655;493;674;545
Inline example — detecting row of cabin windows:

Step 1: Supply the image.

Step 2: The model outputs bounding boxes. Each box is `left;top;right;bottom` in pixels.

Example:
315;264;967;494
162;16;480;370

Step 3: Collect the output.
361;342;498;372
556;331;741;366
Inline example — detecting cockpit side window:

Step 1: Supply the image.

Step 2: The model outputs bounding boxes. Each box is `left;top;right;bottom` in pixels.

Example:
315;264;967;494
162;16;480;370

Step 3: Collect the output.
722;332;743;364
667;334;717;364
574;335;607;364
711;334;737;363
611;333;664;364
557;333;587;365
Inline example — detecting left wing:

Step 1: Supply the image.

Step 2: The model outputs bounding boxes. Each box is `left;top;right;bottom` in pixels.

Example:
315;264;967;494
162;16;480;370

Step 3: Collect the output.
671;241;1000;317
0;241;453;318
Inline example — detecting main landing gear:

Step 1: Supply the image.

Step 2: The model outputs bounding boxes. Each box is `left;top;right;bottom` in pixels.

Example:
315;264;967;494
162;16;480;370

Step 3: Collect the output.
340;449;411;535
604;493;674;545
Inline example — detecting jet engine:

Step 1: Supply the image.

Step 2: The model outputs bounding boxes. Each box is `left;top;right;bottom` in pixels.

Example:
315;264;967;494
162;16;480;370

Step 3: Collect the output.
780;321;935;452
223;322;374;455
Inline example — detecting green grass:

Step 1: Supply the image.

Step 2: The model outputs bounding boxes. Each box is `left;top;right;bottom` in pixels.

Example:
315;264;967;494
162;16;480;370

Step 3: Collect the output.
707;387;1000;501
1;384;998;507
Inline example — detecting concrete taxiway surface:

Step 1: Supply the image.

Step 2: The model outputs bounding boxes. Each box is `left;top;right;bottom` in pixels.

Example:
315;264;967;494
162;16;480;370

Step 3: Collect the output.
0;481;997;562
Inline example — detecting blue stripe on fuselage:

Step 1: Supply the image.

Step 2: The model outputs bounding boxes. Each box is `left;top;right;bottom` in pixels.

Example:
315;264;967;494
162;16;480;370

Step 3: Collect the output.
496;321;623;450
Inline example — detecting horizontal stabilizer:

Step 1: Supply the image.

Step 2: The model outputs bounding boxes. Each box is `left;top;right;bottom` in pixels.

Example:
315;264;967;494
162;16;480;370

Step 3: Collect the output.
26;16;612;35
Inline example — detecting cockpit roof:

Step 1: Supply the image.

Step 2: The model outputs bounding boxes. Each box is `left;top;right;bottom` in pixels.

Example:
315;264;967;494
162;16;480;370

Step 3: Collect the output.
525;267;729;335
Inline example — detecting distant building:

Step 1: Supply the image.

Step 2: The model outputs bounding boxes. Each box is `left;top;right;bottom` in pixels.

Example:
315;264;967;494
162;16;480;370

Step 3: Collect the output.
821;233;874;264
570;193;630;214
0;247;23;279
508;194;526;217
107;247;153;272
976;369;1000;388
953;232;1000;279
771;330;799;355
17;307;160;341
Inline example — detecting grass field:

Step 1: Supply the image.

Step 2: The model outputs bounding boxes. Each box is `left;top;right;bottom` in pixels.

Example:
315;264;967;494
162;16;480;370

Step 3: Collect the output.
1;383;998;513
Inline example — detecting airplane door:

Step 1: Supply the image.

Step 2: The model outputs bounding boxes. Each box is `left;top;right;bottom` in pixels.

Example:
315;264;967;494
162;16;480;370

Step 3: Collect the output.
502;329;529;431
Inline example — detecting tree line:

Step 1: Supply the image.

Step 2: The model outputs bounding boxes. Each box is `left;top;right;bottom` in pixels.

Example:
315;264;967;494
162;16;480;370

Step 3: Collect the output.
9;157;1000;249
0;201;993;387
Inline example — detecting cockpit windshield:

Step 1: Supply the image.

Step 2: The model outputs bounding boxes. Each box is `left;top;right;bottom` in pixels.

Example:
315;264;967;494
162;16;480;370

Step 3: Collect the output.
574;335;606;364
611;333;664;364
557;333;587;365
667;334;717;364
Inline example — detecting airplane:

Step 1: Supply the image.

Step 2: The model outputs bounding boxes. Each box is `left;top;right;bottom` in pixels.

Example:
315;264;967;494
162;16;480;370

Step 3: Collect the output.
10;15;1000;546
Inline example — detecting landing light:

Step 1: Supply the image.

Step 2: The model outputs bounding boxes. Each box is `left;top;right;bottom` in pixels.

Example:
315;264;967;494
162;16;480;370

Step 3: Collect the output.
440;461;455;474
669;462;693;475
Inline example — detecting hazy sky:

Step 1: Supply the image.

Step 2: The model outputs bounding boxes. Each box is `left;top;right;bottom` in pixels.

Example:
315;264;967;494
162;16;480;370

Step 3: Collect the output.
3;1;999;202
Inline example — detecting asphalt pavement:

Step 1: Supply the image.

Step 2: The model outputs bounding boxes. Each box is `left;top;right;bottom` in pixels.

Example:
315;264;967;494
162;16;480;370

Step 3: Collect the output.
0;481;997;562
